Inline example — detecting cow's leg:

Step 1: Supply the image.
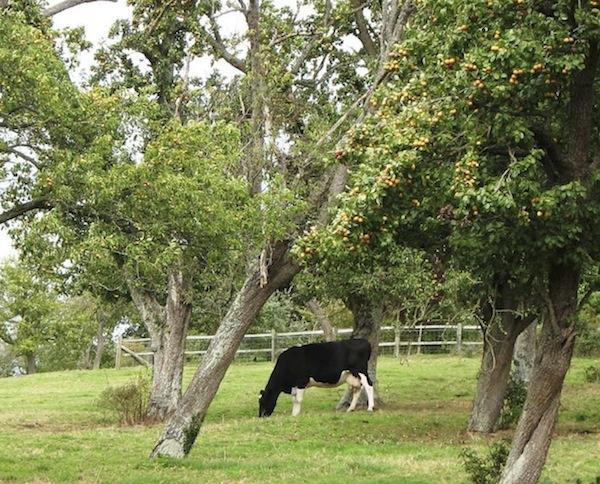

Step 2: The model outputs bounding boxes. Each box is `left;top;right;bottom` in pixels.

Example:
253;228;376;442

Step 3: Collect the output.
359;373;375;411
347;385;361;412
291;387;304;417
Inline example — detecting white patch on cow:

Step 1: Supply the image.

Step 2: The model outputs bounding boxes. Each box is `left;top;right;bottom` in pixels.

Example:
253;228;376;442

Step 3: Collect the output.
359;373;375;411
291;387;304;416
307;370;362;388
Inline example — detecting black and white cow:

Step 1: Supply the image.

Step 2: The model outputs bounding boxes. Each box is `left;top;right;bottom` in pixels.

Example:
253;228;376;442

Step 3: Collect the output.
258;338;374;417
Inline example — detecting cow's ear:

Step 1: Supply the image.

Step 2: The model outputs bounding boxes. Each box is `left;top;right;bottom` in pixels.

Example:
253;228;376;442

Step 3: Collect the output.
259;390;264;396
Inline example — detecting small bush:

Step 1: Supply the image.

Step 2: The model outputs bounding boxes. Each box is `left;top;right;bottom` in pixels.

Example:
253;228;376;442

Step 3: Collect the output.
97;372;151;425
460;440;510;484
584;365;600;383
576;326;600;356
498;373;527;429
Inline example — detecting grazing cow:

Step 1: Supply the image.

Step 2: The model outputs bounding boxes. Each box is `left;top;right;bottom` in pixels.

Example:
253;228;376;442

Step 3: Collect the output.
258;338;374;417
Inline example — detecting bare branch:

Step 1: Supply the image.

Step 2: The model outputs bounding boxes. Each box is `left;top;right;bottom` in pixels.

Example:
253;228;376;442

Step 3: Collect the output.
289;0;333;75
0;197;51;225
202;14;247;73
43;0;117;17
1;147;41;169
351;0;378;57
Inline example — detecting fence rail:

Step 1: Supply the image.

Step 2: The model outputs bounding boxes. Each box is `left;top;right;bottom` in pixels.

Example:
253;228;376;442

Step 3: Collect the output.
116;324;483;368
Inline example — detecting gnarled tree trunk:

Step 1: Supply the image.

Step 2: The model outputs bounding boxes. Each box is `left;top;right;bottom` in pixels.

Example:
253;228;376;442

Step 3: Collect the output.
127;268;193;421
146;268;192;421
336;293;383;410
469;287;534;433
150;241;300;458
500;263;578;483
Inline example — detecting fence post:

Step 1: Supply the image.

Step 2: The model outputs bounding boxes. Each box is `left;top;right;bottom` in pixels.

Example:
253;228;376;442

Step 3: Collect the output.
115;335;122;369
456;323;463;353
394;327;400;358
270;329;277;362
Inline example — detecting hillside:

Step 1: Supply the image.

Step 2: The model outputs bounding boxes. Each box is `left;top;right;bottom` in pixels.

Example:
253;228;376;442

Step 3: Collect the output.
0;356;598;483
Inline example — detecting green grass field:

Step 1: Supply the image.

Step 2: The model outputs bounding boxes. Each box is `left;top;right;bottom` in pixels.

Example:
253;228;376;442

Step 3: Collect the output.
0;355;598;483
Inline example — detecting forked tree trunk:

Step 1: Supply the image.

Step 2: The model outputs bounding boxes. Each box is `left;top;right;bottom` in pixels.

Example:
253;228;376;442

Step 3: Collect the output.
93;318;105;370
80;342;93;369
469;288;533;433
147;269;192;421
500;263;578;483
336;293;383;410
127;270;192;422
512;322;536;385
307;298;336;342
150;241;300;458
26;353;36;374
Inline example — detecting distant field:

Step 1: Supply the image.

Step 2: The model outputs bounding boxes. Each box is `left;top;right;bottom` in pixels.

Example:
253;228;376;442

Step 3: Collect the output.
0;355;598;483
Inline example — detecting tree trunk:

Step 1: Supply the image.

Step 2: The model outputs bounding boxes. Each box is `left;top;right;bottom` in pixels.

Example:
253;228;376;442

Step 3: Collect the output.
79;341;93;369
93;317;105;370
306;298;336;342
336;293;383;410
500;263;578;483
26;353;36;374
147;269;192;421
468;287;533;433
127;272;191;422
501;37;597;482
150;241;299;458
512;322;536;385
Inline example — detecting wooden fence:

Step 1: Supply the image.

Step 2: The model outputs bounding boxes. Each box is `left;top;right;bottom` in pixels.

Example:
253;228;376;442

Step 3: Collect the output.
115;324;483;368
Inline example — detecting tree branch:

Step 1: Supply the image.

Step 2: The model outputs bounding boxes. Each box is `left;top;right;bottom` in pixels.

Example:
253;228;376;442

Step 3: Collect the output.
43;0;117;17
351;0;378;58
566;39;599;181
289;0;333;76
201;14;247;73
531;127;567;182
0;198;51;225
1;147;41;170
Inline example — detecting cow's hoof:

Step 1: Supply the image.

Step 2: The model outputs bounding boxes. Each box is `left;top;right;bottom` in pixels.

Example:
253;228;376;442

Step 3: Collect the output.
367;408;374;412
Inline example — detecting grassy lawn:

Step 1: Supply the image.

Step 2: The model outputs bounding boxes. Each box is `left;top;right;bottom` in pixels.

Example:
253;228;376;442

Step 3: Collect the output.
0;355;598;483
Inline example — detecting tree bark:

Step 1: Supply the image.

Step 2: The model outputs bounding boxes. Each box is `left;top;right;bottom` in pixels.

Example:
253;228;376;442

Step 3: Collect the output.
500;263;578;483
468;287;533;433
512;322;536;385
306;298;336;342
146;268;192;421
150;241;299;458
336;293;383;410
92;317;105;370
25;353;36;374
127;274;191;421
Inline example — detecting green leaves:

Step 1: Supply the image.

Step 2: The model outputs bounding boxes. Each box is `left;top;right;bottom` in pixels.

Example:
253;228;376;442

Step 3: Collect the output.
304;0;599;305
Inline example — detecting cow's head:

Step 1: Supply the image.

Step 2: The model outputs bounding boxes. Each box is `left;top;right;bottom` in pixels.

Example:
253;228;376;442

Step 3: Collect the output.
258;388;277;417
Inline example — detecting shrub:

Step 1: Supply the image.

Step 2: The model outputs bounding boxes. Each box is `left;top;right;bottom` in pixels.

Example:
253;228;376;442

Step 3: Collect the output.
584;365;600;384
498;372;527;429
460;440;510;484
576;326;600;356
97;372;151;425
